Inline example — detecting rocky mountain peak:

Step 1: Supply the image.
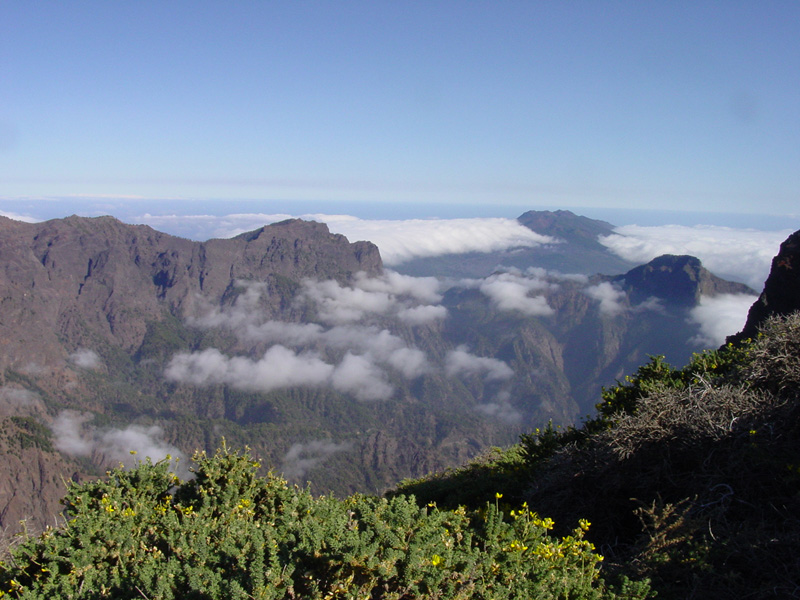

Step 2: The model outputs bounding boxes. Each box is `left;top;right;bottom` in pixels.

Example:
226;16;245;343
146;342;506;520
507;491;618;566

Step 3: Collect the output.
734;229;800;341
614;254;755;306
0;215;382;370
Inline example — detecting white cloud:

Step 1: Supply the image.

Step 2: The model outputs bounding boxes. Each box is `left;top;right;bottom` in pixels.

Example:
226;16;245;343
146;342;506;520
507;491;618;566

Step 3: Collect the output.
68;348;102;370
50;410;186;475
281;439;352;482
354;270;443;304
584;282;628;317
318;215;555;266
181;277;434;396
634;296;665;313
382;346;430;378
300;278;396;324
0;210;39;223
134;212;294;241
331;353;394;401
133;213;556;265
599;225;791;290
445;346;514;381
51;411;94;456
478;271;556;316
688;293;758;347
475;401;523;425
0;387;39;406
164;346;334;391
0;386;46;418
165;341;412;401
297;271;445;325
397;304;448;325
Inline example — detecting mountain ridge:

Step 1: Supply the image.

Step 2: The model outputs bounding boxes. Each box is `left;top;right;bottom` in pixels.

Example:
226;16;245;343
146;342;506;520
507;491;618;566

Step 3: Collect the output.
0;212;757;535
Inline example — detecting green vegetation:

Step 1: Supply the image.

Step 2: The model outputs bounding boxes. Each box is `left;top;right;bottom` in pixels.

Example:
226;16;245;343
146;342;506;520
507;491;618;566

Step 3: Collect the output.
396;313;800;599
0;446;648;599
6;417;54;452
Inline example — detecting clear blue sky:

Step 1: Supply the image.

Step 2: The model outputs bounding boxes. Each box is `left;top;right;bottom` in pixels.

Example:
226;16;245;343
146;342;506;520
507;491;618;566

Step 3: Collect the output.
1;1;798;218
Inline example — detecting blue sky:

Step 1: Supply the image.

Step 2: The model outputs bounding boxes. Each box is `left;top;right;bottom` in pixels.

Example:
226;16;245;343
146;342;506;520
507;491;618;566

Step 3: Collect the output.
1;1;798;221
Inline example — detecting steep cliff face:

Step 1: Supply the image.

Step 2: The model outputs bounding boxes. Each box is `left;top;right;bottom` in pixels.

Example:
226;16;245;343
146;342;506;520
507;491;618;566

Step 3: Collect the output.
0;215;383;532
0;216;382;371
734;230;800;341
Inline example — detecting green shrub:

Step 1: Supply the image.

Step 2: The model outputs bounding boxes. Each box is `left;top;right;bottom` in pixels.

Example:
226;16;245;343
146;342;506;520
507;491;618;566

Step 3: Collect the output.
0;446;649;599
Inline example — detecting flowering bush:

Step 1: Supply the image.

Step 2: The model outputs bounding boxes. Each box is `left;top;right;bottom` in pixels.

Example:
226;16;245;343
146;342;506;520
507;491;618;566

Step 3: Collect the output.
0;446;648;599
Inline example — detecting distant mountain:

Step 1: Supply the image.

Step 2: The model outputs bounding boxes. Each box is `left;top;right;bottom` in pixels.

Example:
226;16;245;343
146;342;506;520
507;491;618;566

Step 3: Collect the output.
0;213;756;534
517;209;616;251
393;209;636;278
614;254;754;307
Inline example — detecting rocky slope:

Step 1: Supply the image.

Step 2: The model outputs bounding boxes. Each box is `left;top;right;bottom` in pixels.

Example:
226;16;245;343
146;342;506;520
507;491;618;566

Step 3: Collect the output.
0;215;380;370
0;214;756;535
734;229;800;341
0;216;383;532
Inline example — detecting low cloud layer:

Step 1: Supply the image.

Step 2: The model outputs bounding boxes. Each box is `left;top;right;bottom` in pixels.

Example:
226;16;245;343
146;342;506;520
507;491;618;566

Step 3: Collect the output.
600;225;791;290
51;410;186;475
584;282;628;317
0;210;39;223
445;346;514;382
134;213;791;290
165;346;334;391
134;213;555;265
68;349;102;370
316;215;556;265
688;293;758;347
0;386;44;417
281;439;353;482
166;344;407;402
176;274;440;400
478;271;556;317
298;271;444;325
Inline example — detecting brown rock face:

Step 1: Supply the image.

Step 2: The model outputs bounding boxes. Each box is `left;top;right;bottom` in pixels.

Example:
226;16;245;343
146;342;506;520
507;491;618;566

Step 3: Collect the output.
734;230;800;341
0;215;382;533
614;254;755;307
0;215;382;372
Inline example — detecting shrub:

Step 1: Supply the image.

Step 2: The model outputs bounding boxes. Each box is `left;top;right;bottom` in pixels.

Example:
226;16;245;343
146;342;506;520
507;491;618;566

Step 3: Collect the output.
0;447;649;599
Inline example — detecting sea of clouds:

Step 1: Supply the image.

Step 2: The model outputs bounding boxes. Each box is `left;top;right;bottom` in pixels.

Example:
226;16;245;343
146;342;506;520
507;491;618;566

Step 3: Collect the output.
7;208;786;478
130;212;789;288
78;211;791;371
164;272;513;404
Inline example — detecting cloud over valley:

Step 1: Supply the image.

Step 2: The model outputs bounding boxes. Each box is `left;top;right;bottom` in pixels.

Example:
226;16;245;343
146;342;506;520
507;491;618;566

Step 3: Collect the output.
134;212;556;265
600;224;791;291
50;411;186;475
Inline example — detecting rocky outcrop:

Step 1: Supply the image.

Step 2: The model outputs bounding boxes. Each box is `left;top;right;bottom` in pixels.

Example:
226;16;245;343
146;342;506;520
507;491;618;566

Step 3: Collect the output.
614;254;755;307
733;230;800;341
